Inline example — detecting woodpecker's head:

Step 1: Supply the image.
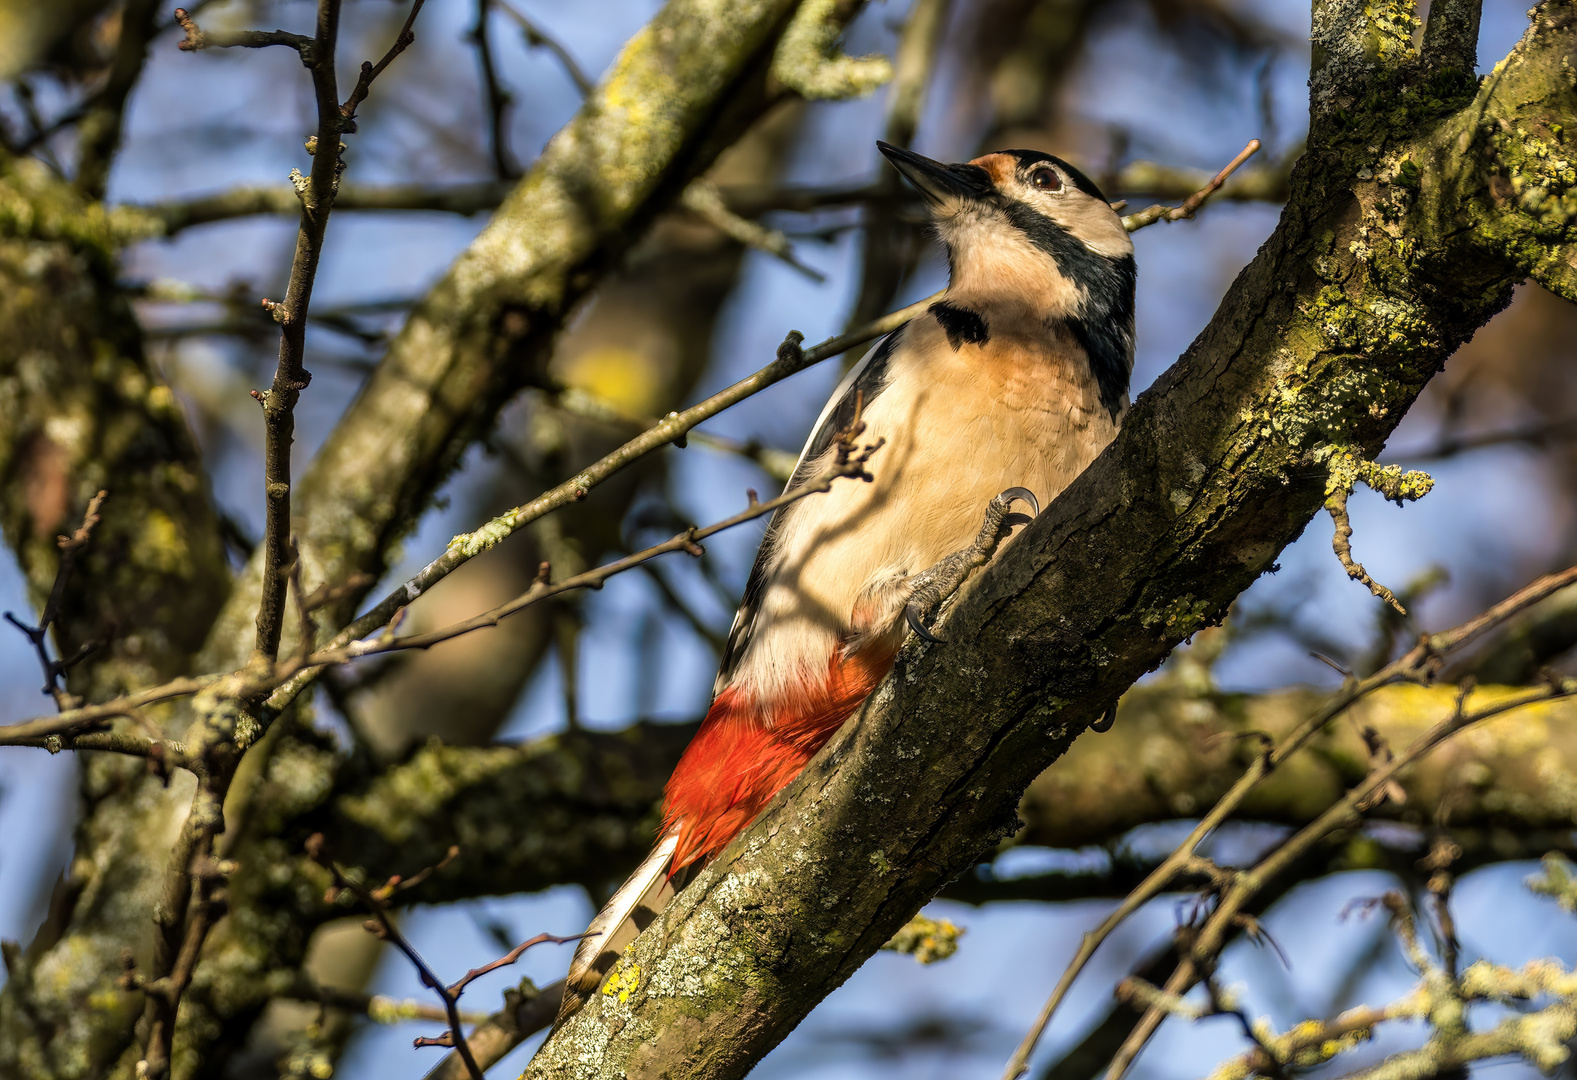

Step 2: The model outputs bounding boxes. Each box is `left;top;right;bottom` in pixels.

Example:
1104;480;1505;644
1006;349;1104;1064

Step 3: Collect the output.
877;141;1136;417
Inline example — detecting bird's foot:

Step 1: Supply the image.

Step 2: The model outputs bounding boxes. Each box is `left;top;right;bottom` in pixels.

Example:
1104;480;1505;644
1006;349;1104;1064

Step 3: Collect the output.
904;487;1039;643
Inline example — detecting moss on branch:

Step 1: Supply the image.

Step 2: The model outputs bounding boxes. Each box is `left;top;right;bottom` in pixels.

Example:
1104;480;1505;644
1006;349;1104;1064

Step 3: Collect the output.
1019;681;1577;849
0;155;230;1079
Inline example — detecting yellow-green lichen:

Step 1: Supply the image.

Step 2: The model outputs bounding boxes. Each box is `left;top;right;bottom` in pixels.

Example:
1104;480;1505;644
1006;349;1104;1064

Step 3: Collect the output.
771;0;892;100
602;950;642;1004
1316;445;1434;504
882;914;964;963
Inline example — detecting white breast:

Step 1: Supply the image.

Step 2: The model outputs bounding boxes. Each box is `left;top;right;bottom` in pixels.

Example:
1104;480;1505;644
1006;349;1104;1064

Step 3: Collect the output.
727;312;1120;709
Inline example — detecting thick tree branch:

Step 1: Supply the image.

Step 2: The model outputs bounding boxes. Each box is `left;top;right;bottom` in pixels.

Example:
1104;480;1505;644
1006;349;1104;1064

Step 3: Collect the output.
528;4;1577;1075
195;0;866;674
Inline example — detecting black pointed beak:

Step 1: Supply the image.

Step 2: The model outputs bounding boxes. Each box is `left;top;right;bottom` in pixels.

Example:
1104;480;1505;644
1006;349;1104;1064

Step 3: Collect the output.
877;142;993;205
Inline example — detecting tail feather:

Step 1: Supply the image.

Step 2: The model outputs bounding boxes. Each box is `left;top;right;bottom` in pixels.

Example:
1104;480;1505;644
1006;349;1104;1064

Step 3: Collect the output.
554;641;897;1028
555;830;679;1029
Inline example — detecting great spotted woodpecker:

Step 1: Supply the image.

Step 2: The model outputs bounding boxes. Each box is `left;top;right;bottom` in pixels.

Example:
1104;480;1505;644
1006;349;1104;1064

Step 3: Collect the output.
558;141;1136;1024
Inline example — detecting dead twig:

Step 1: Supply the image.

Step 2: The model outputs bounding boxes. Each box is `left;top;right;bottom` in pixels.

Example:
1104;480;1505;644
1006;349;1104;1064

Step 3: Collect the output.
304;835;579;1079
4;491;108;711
1121;140;1262;232
1000;563;1577;1080
1327;487;1406;615
493;0;595;95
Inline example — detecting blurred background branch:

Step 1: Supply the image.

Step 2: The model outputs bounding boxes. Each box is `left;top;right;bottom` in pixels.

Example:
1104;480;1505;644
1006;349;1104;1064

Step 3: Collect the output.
1;0;1576;1078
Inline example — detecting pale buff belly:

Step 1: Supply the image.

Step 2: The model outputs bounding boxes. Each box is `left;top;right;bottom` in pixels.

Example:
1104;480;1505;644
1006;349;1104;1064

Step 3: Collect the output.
728;323;1119;706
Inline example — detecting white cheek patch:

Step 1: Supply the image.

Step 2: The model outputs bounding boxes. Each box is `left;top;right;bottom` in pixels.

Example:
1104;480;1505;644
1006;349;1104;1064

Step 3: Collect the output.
938;209;1086;317
1048;197;1132;259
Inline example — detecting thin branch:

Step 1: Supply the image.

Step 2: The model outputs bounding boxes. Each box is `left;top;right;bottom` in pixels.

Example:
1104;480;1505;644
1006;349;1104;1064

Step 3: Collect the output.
1390;414;1577;461
1121;140;1263;231
420;980;566;1080
552;387;798;481
0;675;219;746
4;491;109;711
309;423;883;661
259;292;937;720
249;0;346;665
145;180;511;233
306;837;484;1080
1326;487;1406;615
1101;679;1577;1080
74;0;162;199
173;8;312;53
446;933;588;999
493;0;595;95
681;180;827;281
340;0;428;126
1001;563;1577;1080
472;0;518;178
305;836;580;1079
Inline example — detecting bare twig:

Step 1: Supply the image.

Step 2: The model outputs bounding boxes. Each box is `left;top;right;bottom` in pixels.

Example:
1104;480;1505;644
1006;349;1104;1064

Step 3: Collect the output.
75;0;162;198
551;387;797;482
252;0;426;664
304;835;578;1080
0;675;219;746
1391;414;1577;461
248;0;344;665
4;491;109;711
340;0;428;126
173;7;313;52
1121;140;1263;232
471;0;518;178
1001;563;1577;1080
307;423;882;661
681;180;827;281
421;980;566;1080
1327;488;1406;615
258;292;936;720
1101;679;1577;1080
145;180;511;232
494;0;595;95
446;933;588;999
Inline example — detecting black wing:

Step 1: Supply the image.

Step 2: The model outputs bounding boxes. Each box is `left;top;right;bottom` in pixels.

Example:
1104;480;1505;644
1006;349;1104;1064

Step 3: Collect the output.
713;324;905;692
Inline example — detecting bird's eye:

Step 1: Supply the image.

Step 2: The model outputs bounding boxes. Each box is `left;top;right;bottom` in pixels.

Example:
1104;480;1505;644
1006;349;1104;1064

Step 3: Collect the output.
1030;167;1062;192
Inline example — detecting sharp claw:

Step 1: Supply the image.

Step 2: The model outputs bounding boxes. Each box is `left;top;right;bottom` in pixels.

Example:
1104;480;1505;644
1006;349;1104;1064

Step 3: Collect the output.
997;486;1040;517
1001;512;1033;530
906;603;946;644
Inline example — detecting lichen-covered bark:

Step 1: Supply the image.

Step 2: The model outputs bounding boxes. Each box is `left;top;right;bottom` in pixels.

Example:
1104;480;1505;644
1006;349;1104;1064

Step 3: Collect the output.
145;719;693;1078
1019;681;1577;849
319;723;694;900
196;0;816;669
0;155;230;1080
528;4;1577;1075
0;2;861;1074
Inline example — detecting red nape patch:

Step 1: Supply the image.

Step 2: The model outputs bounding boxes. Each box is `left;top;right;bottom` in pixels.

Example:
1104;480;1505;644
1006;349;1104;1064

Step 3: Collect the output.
662;644;898;873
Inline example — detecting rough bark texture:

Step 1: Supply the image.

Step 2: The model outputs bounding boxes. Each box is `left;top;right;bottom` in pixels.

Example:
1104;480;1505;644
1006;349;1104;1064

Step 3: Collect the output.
528;3;1577;1075
0;2;858;1075
0;156;231;1080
